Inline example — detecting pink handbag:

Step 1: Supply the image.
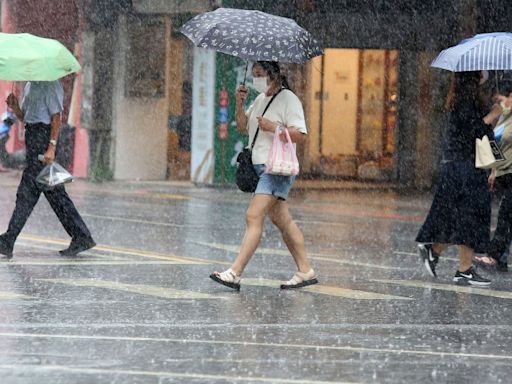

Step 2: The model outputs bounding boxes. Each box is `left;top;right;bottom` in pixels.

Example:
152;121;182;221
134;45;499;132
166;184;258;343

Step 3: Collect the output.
265;127;299;176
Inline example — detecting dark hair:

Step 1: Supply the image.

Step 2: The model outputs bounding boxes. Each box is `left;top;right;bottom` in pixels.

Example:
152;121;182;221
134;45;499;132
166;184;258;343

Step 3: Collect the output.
254;61;291;90
498;79;512;96
445;71;486;111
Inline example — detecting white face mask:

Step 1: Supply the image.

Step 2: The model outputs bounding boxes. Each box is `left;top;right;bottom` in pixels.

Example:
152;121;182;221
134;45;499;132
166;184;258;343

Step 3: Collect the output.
252;77;269;94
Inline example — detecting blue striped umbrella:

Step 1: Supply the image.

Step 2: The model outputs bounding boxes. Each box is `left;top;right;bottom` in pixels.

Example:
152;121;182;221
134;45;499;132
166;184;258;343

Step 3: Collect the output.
431;32;512;72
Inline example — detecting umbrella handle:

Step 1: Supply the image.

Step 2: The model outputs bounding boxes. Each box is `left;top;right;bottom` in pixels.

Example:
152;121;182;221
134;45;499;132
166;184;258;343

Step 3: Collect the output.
242;62;248;86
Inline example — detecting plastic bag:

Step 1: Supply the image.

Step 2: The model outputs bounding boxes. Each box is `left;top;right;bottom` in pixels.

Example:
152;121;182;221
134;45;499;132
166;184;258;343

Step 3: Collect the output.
35;155;74;189
265;127;299;176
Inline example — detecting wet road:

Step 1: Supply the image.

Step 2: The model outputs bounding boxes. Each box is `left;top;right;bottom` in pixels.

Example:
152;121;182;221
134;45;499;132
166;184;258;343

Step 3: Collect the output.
1;171;512;384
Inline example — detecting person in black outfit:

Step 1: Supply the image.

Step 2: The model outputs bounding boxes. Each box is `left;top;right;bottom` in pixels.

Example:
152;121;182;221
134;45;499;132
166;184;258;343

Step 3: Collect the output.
0;81;95;259
416;71;504;286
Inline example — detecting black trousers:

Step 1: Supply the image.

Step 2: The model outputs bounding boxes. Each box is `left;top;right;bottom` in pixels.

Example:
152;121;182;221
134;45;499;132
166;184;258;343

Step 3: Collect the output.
488;173;512;262
3;123;91;247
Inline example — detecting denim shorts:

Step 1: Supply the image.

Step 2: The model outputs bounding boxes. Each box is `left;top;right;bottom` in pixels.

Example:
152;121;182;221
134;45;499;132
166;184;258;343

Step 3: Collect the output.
253;164;296;200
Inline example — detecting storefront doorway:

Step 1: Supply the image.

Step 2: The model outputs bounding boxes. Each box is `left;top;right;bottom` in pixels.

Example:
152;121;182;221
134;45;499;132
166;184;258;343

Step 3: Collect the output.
167;33;193;180
307;48;399;180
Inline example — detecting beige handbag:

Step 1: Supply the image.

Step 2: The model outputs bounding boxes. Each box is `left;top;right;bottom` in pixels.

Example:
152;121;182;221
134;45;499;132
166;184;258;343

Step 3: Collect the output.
475;135;506;169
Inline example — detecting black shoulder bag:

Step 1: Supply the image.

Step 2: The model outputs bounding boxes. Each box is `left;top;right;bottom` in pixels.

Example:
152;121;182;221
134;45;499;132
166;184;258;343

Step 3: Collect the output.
235;90;282;192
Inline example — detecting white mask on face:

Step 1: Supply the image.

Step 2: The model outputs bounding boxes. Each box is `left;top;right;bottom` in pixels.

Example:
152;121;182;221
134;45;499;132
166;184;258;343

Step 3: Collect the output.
252;77;269;94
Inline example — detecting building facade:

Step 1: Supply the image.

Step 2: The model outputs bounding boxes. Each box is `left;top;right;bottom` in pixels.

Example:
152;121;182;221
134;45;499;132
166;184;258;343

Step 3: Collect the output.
2;0;511;189
0;0;88;176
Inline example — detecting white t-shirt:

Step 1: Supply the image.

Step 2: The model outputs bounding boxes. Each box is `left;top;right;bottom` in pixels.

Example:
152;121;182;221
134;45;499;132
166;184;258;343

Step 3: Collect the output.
245;89;307;164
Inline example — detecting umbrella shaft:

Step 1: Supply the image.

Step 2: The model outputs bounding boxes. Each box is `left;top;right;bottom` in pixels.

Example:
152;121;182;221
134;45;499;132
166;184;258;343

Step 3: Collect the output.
242;62;248;85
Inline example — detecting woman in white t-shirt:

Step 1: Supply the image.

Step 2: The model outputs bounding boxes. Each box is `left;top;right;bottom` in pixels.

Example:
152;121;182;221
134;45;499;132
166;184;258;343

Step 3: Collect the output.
210;61;317;291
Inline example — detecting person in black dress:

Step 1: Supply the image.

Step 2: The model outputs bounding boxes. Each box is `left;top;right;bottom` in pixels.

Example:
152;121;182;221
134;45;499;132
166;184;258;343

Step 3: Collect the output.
416;71;504;286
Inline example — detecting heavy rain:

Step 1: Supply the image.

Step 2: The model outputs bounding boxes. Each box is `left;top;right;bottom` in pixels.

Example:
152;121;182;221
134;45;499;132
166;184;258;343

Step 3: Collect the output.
1;0;512;383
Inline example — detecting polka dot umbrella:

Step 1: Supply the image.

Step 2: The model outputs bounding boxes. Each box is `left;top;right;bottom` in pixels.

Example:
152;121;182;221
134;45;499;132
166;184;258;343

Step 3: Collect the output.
179;7;323;80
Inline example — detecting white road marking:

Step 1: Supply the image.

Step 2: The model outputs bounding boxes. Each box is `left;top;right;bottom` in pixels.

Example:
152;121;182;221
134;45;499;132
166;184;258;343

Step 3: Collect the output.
242;278;412;300
15;234;220;265
373;279;512;300
0;332;510;361
196;241;413;270
39;278;224;300
0;291;31;300
82;213;203;228
0;364;349;384
394;250;459;262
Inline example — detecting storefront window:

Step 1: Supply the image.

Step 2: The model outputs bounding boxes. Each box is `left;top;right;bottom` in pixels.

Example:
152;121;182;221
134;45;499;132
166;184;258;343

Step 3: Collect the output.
308;48;399;180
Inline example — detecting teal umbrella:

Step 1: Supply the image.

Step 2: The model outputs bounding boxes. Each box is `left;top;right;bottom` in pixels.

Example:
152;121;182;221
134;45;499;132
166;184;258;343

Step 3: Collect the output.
0;33;80;81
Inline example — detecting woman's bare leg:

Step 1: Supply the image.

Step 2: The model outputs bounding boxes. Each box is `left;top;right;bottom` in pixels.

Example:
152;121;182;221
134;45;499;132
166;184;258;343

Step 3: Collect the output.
268;200;311;273
458;245;474;271
230;194;277;275
432;243;450;254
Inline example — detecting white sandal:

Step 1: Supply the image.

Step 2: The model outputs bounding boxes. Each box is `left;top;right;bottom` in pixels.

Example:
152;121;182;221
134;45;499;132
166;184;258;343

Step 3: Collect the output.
210;268;241;291
280;269;318;289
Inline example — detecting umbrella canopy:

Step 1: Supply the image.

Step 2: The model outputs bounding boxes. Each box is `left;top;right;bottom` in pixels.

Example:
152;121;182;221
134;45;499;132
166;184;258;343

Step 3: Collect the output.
179;7;323;64
431;32;512;72
0;33;81;81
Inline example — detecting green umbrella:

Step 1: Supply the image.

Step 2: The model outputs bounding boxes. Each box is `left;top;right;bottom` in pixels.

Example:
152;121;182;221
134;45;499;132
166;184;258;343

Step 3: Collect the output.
0;32;80;81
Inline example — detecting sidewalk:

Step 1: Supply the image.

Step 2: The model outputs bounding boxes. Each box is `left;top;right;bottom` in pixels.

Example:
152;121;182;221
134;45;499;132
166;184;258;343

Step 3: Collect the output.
0;169;400;194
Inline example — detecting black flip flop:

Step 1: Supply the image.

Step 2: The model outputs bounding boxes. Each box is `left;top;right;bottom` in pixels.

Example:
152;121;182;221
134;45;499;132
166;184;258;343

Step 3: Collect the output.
210;273;241;291
280;278;318;290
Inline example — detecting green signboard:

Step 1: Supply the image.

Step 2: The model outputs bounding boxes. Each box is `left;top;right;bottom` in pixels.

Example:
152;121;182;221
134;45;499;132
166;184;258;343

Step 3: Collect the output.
213;55;258;185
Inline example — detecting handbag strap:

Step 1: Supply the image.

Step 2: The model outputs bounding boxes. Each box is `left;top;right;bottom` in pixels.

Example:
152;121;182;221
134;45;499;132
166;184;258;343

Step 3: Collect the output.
249;88;283;151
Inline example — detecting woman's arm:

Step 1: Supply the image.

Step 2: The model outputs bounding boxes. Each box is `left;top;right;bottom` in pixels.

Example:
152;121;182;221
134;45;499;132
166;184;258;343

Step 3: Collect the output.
483;103;504;126
485;95;512;133
256;117;306;144
235;86;248;133
488;168;497;191
6;94;24;121
281;126;306;144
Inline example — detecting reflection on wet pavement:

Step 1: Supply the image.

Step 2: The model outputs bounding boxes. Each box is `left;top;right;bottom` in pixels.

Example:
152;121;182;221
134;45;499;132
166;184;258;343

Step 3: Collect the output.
1;176;512;383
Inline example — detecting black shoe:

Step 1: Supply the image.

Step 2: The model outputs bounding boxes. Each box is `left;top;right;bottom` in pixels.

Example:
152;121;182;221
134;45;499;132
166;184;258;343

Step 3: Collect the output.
59;237;96;256
0;234;13;259
453;266;491;286
418;243;439;277
497;262;508;272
